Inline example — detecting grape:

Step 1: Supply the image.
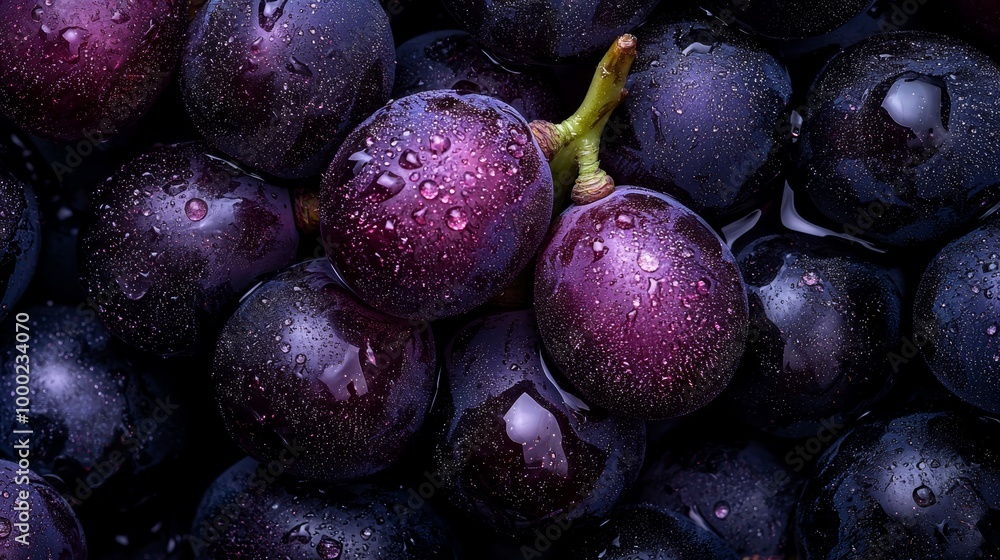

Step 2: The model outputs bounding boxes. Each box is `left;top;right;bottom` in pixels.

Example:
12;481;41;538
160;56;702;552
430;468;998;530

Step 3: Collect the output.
799;31;1000;246
703;0;871;39
439;0;659;65
914;218;1000;415
535;187;748;419
394;30;567;122
797;411;1000;558
431;311;645;536
0;166;40;321
723;233;902;437
213;259;437;482
0;0;185;142
181;0;394;178
78;142;300;356
319;91;553;320
0;460;87;558
190;457;457;559
601;18;792;221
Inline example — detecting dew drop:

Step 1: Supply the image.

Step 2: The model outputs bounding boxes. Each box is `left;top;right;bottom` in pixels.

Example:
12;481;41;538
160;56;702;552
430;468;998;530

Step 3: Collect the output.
30;6;43;21
286;56;312;77
506;143;524;158
185;198;208;222
317;536;342;558
364;171;405;202
0;517;11;538
360;527;373;540
399;149;422;170
446;207;468;231
419;180;439;200
616;213;635;230
58;27;89;62
988;324;997;336
637;251;660;273
411;207;428;225
429;134;451;154
713;501;730;519
462;171;477;187
283;522;310;544
913;485;936;507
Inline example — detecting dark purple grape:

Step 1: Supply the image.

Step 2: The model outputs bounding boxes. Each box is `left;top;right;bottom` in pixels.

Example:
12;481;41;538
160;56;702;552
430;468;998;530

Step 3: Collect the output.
181;0;394;178
190;457;456;559
0;166;39;320
534;187;748;419
213;259;437;482
319;91;553;320
0;0;185;142
556;504;737;559
0;305;186;509
439;0;659;65
799;31;1000;247
0;460;87;558
394;30;567;122
78;142;300;356
914;219;1000;415
722;233;902;437
797;411;1000;559
600;18;791;221
432;311;645;536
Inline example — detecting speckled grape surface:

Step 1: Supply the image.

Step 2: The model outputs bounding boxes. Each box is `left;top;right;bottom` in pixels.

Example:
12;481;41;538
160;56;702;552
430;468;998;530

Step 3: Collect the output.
0;167;40;321
78;142;299;356
394;30;567;123
432;311;645;537
800;31;1000;247
633;440;798;558
914;219;1000;415
439;0;660;65
182;0;394;178
723;234;902;437
797;411;1000;559
703;0;870;38
0;460;87;559
214;259;437;482
534;187;748;419
320;91;553;320
0;0;185;142
556;504;738;560
190;458;456;559
601;19;792;221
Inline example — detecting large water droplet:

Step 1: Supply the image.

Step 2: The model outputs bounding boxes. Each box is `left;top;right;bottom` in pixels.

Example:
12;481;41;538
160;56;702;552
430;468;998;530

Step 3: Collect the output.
616;213;635;230
286;56;312;77
317;536;342;558
446;207;468;231
913;485;936;507
419;180;439;200
399;149;421;170
713;501;730;519
283;522;310;544
363;171;405;202
429;134;451;154
58;27;89;62
110;10;129;23
637;250;660;273
0;517;11;538
360;527;373;540
259;0;289;31
411;206;428;225
881;74;949;149
185;198;208;222
30;6;43;22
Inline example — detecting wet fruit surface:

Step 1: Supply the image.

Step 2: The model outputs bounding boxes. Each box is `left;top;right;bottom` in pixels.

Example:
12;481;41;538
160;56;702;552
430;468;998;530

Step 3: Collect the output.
0;0;185;141
0;460;87;558
214;259;437;482
914;218;1000;414
190;457;457;559
797;411;1000;559
703;0;871;39
78;142;300;356
799;31;1000;246
320;91;553;320
431;311;645;536
0;167;39;321
723;233;903;437
601;18;792;221
182;0;394;178
534;187;748;419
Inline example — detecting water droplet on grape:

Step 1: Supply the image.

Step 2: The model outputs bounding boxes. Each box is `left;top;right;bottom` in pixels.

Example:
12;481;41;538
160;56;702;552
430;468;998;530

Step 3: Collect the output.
58;27;89;63
317;536;342;558
399;149;421;170
446;207;468;231
360;527;373;540
616;213;635;230
713;501;730;519
286;56;312;77
185;198;208;221
913;485;936;507
637;251;660;272
429;134;451;154
0;517;11;538
411;206;428;225
419;180;439;200
364;171;405;202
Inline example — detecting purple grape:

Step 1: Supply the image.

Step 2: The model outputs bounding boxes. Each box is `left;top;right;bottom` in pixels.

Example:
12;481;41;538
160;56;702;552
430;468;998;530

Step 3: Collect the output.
213;259;437;482
0;166;39;320
601;18;792;221
0;0;185;142
181;0;394;178
78;142;300;356
534;187;748;419
190;458;457;559
394;30;567;122
799;31;1000;247
432;311;645;536
0;460;87;558
319;91;553;320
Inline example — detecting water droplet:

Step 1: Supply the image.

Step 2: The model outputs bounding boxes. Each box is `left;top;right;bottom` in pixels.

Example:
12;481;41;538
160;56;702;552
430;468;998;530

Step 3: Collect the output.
363;171;405;202
616;213;635;230
429;134;451;154
286;56;312;77
0;517;11;538
682;41;714;56
913;485;936;507
446;207;468;231
295;354;306;364
462;171;477;187
30;6;42;22
360;527;373;540
592;238;608;261
802;271;820;286
697;278;712;295
419;180;439;200
411;207;428;225
259;0;289;31
881;74;949;149
988;324;997;336
713;501;730;519
110;10;129;23
279;343;291;353
283;522;310;544
317;536;342;558
399;149;421;170
637;251;660;273
506;143;524;158
58;27;90;62
185;198;208;221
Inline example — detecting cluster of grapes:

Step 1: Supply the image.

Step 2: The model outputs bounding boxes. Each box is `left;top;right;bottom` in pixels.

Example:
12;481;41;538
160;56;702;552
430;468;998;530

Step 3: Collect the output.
0;0;999;558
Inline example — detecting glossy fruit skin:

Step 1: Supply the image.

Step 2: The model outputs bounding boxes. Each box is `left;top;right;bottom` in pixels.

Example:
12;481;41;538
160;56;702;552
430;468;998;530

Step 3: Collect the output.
182;0;394;178
394;30;567;122
214;259;437;482
723;234;902;437
601;19;792;221
556;504;737;560
190;457;457;559
799;31;1000;247
320;91;553;320
0;166;40;321
535;187;748;419
633;440;798;558
0;460;87;558
797;411;1000;559
0;305;185;508
440;0;659;65
78;142;299;356
914;219;1000;415
432;311;645;537
703;0;871;39
0;0;185;142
